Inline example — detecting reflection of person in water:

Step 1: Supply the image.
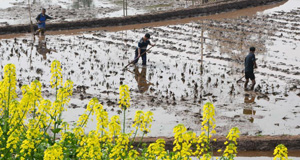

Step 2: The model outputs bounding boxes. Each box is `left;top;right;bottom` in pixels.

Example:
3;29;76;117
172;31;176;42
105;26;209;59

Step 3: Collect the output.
36;36;50;60
243;94;256;123
134;66;153;93
244;94;256;103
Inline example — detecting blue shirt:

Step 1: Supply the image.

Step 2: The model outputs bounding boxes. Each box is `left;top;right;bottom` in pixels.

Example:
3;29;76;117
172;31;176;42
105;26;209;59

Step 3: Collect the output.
36;13;53;29
245;52;256;73
137;38;151;51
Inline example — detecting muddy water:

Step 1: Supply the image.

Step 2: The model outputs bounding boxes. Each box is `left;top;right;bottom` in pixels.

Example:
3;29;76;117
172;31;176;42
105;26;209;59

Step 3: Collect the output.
0;0;299;139
0;0;138;25
0;0;195;26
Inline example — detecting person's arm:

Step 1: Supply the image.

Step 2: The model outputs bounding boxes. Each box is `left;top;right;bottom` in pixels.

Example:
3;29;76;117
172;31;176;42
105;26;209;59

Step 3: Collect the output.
149;40;155;47
46;15;53;20
36;14;40;22
138;48;141;57
138;39;143;56
253;55;257;69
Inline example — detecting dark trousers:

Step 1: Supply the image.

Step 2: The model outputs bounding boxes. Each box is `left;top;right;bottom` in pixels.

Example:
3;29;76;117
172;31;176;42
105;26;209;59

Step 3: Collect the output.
134;49;147;65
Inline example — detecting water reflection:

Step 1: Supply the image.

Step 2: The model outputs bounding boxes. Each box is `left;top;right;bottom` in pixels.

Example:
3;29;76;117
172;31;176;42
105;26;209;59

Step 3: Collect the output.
243;93;256;123
36;36;48;60
134;66;153;93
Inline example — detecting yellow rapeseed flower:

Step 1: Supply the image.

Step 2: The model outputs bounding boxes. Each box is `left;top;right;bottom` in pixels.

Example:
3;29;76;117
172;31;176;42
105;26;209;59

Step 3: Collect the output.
119;85;130;110
195;131;209;157
95;104;109;135
109;115;121;138
44;143;64;160
146;139;167;159
273;144;289;160
110;133;131;159
57;80;74;105
3;64;17;100
200;153;212;160
220;127;240;160
173;124;197;159
20;119;44;159
76;131;102;159
50;60;63;89
201;102;216;135
30;80;42;103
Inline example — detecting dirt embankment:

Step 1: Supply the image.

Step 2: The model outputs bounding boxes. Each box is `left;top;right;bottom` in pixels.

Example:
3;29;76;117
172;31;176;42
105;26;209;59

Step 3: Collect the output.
136;135;300;152
0;0;284;35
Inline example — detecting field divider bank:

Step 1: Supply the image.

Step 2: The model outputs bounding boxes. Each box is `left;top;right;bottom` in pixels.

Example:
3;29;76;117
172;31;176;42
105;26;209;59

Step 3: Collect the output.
136;135;300;152
0;0;285;35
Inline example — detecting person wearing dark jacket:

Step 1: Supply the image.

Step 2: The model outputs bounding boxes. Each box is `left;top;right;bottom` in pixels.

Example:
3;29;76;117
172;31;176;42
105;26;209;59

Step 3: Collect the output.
244;47;258;90
34;8;53;36
134;33;155;65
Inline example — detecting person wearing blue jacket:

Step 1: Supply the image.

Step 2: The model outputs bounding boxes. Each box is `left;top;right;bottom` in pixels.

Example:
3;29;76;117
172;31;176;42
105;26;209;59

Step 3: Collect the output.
34;8;53;36
134;33;155;65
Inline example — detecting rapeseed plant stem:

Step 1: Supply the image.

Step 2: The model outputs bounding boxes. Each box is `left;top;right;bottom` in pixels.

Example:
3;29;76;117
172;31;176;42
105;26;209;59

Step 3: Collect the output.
0;61;289;160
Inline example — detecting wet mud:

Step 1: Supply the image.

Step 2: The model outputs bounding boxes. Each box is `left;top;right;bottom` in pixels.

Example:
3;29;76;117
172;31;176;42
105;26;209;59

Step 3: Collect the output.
0;0;285;35
137;135;300;152
0;0;299;140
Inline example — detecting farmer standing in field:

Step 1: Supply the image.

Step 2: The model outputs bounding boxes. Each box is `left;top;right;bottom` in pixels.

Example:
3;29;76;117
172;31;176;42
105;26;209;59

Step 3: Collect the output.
34;8;53;36
134;33;155;66
244;47;257;90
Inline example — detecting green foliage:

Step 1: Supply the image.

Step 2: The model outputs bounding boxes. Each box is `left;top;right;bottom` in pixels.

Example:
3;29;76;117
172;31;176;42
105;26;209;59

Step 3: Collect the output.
0;62;290;159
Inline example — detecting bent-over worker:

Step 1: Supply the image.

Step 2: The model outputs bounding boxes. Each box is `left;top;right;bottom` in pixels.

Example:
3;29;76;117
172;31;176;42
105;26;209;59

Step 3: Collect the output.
134;33;155;65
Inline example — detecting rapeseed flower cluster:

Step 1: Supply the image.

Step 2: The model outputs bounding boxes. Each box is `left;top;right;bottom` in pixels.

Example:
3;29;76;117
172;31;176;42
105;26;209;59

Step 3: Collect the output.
2;64;17;101
119;84;130;110
109;115;121;139
20;119;44;159
195;131;210;157
0;62;290;160
226;127;240;145
219;127;240;160
50;60;63;89
202;102;216;135
273;144;289;160
44;143;64;160
173;124;197;159
146;139;168;159
76;131;102;159
110;133;131;159
132;110;154;134
57;80;74;105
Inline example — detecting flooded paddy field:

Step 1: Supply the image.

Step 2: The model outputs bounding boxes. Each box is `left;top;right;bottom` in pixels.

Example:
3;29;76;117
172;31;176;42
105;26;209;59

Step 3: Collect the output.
0;0;203;26
0;0;300;139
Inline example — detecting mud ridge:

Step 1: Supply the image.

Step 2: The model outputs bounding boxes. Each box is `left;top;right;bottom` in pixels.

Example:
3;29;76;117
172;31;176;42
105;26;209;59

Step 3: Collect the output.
135;135;300;152
0;0;284;35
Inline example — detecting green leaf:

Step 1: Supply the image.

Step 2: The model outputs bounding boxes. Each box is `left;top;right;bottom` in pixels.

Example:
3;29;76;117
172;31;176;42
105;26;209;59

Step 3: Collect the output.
51;128;62;134
55;119;63;125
